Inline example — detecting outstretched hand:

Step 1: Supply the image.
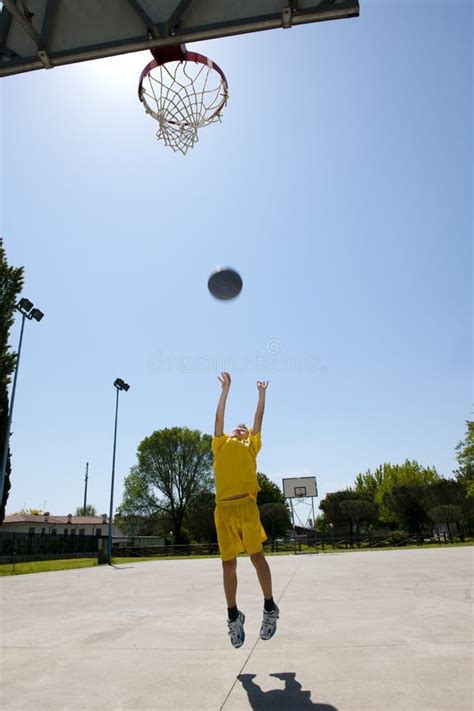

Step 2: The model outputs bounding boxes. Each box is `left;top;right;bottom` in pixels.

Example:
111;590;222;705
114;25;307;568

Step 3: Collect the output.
257;380;269;392
218;372;231;391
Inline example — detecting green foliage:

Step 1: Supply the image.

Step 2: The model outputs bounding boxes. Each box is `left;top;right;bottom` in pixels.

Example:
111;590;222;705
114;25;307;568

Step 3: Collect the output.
0;239;24;390
0;239;24;523
421;479;471;520
75;505;97;516
313;514;328;532
114;510;170;537
388;530;409;545
185;490;216;543
319;489;379;536
259;503;291;538
427;504;463;524
339;499;378;535
174;527;192;544
354;468;383;501
455;421;474;497
421;477;473;539
257;473;286;506
319;489;362;529
117;465;159;520
118;428;213;544
355;460;439;525
427;504;464;542
381;484;431;533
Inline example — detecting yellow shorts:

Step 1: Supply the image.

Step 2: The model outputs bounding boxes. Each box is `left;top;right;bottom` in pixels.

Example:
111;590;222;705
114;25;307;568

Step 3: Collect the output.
214;495;267;561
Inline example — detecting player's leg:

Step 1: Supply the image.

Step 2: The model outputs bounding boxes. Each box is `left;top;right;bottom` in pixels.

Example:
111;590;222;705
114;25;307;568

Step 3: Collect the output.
249;550;272;599
250;551;279;640
242;497;280;641
215;503;246;648
222;557;238;609
222;557;245;648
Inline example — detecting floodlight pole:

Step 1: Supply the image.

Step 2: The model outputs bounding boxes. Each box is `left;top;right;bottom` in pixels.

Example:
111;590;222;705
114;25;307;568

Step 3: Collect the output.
0;300;44;508
0;314;26;507
107;378;129;564
83;462;89;512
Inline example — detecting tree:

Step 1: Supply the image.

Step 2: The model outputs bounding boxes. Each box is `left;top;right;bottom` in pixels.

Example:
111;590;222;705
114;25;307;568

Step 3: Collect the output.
75;505;98;516
114;510;170;537
319;489;363;534
185;490;216;543
421;478;472;541
119;428;213;544
257;473;286;506
0;239;24;524
354;468;384;501
454;420;474;498
381;484;431;534
339;499;378;536
356;460;439;526
313;514;328;533
427;505;463;542
259;503;292;539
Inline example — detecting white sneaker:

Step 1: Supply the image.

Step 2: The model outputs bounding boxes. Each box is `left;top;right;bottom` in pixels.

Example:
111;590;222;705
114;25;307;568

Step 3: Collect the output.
227;611;245;648
260;604;279;640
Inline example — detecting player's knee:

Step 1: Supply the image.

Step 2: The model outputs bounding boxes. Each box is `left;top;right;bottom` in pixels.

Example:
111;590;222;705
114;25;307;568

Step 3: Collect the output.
222;557;237;571
250;550;265;567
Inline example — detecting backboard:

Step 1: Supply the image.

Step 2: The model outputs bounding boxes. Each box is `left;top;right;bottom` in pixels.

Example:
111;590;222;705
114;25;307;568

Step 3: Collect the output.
283;476;318;499
0;0;359;77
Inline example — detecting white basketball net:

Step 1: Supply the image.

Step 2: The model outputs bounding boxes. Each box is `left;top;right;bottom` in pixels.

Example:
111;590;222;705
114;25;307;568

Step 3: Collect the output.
140;59;228;155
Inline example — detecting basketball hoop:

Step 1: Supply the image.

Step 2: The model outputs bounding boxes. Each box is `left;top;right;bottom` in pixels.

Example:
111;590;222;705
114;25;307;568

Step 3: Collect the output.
138;45;229;155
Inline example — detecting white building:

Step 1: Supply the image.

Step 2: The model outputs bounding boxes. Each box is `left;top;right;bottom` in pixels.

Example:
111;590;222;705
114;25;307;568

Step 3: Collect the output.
2;512;123;538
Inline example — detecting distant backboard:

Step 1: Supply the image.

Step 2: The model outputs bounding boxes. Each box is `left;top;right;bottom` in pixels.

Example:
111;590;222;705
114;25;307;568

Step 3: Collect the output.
283;476;318;499
0;0;359;77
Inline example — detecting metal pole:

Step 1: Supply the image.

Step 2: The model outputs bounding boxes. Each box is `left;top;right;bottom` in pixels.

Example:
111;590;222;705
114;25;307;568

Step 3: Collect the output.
83;462;89;512
107;388;120;564
289;498;295;533
0;313;26;506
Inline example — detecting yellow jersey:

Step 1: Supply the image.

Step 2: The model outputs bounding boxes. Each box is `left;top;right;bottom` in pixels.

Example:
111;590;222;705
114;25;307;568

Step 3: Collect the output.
212;430;261;501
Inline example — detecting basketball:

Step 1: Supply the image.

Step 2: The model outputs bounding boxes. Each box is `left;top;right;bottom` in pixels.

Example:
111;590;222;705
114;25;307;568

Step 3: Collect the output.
208;267;243;301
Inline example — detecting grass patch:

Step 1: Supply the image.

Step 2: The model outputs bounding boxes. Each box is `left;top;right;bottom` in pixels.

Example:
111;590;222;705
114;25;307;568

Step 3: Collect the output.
2;540;472;575
297;540;474;554
113;554;219;564
0;558;98;576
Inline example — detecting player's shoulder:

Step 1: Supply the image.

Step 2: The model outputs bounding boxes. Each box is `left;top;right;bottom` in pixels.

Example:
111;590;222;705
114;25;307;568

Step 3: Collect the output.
212;433;229;450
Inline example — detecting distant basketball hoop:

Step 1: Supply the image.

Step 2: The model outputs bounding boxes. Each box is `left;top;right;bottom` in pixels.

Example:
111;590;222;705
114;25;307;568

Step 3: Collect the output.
282;476;318;535
283;478;317;500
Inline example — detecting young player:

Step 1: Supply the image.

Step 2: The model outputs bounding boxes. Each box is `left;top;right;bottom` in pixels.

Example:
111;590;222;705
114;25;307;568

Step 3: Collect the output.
212;372;279;648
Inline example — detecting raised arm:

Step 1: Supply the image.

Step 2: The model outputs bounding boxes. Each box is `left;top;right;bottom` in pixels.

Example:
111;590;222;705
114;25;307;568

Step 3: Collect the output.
215;372;231;436
252;381;269;435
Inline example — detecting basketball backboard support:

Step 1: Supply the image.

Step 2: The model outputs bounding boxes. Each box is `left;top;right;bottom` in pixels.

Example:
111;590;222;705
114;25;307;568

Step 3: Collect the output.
283;476;318;533
0;0;359;78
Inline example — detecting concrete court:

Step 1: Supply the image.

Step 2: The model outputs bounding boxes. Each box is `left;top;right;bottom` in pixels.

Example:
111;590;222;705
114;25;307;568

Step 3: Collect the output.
0;547;472;711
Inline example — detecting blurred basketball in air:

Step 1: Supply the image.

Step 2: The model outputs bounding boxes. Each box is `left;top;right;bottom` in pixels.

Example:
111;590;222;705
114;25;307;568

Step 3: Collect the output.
208;267;243;301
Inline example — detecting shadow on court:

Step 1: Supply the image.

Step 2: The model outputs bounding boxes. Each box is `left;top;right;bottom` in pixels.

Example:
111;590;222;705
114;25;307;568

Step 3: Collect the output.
238;673;337;710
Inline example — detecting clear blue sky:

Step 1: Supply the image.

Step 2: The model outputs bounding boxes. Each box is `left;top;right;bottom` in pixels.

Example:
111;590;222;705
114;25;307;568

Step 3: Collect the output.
1;0;471;516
